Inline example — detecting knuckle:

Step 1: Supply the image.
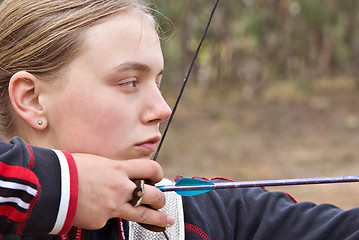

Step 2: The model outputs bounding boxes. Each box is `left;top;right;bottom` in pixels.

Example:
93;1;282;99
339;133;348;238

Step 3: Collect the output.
106;200;119;213
113;161;125;172
155;191;166;207
136;206;168;227
113;178;135;197
145;189;165;210
138;208;149;223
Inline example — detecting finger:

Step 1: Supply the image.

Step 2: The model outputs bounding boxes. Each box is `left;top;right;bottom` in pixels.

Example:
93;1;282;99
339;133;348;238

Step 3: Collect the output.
140;184;166;210
122;203;174;228
121;160;163;183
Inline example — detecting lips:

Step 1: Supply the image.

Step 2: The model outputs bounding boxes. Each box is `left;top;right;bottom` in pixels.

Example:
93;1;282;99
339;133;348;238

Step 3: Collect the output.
135;136;161;154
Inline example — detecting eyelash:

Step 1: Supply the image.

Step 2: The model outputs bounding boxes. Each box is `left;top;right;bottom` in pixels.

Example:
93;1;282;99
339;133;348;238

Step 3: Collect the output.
117;78;162;92
122;81;137;88
118;77;137;88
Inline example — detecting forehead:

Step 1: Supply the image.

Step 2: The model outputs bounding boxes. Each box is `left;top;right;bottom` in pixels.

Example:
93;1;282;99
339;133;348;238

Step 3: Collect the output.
80;11;162;68
63;11;163;80
82;11;159;52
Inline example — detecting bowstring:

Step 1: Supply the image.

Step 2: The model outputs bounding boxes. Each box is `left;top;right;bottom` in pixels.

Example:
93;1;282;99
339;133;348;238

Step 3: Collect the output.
156;1;221;239
153;0;221;162
163;230;170;240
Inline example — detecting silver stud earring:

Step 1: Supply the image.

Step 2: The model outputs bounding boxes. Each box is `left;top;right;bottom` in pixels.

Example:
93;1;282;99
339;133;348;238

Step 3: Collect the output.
38;120;43;126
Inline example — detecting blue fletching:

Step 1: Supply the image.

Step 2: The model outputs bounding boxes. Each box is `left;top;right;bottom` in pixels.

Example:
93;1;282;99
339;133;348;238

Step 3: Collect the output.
157;178;215;196
174;178;215;196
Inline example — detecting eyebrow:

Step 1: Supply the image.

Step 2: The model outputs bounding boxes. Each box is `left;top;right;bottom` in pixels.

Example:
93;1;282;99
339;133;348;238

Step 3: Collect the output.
114;61;163;76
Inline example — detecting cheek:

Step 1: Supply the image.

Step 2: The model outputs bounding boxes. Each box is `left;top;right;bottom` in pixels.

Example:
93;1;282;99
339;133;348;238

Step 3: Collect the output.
49;93;136;156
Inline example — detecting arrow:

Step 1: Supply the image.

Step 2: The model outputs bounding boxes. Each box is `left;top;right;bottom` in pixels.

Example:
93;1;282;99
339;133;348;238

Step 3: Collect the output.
157;176;359;196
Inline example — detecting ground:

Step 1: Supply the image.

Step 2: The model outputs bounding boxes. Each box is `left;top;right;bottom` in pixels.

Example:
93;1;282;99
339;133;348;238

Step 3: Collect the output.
159;77;359;210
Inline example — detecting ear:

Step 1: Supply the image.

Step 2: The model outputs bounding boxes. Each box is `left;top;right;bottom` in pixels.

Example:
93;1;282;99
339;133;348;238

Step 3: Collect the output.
8;71;47;130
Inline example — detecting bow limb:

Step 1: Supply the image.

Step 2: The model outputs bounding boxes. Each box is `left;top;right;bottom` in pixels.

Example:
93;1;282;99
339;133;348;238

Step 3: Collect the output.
153;0;221;161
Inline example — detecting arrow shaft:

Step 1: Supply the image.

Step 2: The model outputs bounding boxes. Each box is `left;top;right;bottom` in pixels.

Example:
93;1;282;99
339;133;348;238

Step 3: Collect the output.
159;176;359;192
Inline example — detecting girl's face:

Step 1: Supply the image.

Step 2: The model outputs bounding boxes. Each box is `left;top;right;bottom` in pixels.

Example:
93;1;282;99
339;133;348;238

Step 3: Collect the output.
40;12;172;160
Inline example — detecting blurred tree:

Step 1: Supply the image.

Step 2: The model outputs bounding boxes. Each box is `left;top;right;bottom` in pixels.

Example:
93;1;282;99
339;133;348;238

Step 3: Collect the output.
153;0;359;96
0;0;357;93
341;1;359;89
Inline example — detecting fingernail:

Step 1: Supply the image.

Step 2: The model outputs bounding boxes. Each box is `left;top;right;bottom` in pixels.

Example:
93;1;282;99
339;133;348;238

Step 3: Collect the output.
167;215;174;226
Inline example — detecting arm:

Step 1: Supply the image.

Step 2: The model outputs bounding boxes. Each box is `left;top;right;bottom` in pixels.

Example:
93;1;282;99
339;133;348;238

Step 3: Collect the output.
183;177;359;240
0;137;173;235
0;137;76;235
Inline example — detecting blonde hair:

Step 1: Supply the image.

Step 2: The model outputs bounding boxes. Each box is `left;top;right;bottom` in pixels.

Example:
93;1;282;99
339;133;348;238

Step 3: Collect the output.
0;0;156;140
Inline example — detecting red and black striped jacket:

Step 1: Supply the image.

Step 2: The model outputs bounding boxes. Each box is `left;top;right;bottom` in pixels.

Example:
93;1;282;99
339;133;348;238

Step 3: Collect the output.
0;137;77;237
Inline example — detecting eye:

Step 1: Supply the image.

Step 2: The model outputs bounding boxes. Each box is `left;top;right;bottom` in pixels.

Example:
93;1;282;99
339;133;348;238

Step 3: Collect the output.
123;81;136;88
115;77;138;93
118;77;137;88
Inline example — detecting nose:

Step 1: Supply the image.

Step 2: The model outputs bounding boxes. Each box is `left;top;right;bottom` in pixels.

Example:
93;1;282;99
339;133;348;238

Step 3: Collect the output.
141;86;172;124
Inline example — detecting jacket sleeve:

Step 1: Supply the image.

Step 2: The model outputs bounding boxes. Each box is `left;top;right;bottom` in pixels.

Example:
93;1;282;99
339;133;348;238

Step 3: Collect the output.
182;177;359;240
0;137;78;235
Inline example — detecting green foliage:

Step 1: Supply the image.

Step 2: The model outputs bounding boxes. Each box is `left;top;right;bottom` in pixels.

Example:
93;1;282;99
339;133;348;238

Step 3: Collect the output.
153;0;359;95
2;0;357;94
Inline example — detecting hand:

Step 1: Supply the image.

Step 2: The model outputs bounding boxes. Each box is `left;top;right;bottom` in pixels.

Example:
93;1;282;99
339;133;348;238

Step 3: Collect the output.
71;153;174;229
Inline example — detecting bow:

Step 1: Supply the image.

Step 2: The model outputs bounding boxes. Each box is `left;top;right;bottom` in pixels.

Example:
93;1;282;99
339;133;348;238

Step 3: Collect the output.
138;1;221;237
